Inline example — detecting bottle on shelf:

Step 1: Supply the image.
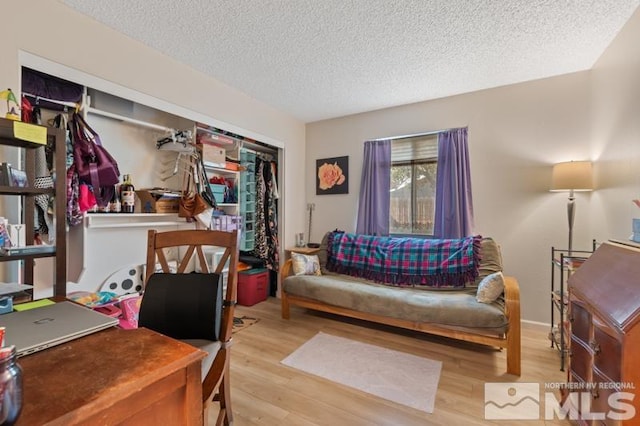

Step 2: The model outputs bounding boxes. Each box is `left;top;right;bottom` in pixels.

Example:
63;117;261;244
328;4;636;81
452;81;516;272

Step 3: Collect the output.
97;189;110;213
109;184;121;213
120;174;135;213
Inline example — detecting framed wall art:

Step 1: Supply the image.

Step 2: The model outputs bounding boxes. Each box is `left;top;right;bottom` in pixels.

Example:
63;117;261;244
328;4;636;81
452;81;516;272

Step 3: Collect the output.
316;156;348;195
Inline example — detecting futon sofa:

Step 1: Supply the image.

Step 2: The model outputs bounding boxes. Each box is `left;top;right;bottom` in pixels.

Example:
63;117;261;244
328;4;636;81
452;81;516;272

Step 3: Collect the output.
280;231;521;376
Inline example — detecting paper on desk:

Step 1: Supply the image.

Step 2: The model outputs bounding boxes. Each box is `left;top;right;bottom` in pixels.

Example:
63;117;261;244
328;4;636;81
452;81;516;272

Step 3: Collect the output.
0;282;33;296
13;299;54;311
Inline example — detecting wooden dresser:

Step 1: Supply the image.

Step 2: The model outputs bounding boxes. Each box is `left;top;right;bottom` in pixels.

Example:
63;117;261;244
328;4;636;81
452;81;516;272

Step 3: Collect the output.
566;241;640;425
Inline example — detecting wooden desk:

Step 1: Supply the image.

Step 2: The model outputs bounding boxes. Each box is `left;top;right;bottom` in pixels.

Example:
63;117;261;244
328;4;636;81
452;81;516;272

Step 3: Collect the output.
17;327;205;425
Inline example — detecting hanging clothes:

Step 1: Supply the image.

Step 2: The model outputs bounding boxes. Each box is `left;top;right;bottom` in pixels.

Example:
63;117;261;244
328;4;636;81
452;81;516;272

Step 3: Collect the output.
31;106;56;242
254;157;279;271
270;161;279;200
22;65;83;238
255;160;268;264
265;160;279;270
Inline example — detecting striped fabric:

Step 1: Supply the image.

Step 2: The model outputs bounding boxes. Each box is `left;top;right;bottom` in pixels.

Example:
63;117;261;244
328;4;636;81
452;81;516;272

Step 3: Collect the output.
326;231;480;288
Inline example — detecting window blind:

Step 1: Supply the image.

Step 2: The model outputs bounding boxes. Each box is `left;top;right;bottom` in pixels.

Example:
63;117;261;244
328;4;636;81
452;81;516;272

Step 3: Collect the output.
391;135;438;162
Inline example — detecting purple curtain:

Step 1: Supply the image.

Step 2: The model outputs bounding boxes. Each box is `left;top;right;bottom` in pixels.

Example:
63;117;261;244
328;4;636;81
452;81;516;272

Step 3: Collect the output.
356;140;391;235
434;128;474;238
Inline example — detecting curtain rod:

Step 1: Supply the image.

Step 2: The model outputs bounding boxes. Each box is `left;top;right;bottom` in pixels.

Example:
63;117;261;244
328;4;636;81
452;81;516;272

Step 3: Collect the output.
368;126;467;142
86;106;174;133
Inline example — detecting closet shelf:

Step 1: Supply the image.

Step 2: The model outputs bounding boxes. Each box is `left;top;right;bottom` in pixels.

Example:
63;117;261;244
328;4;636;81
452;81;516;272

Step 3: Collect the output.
85;213;185;229
87;221;185;230
203;162;240;176
196;125;242;143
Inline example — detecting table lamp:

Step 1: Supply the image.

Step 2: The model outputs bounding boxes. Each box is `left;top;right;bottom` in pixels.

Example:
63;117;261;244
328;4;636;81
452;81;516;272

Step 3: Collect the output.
550;161;593;255
306;203;320;248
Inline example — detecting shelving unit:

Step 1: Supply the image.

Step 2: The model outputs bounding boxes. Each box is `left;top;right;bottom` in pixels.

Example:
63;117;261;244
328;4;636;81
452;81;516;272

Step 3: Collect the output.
202;163;240;202
549;240;596;371
203;163;240;213
0;118;67;297
239;148;256;251
197;125;243;238
195;126;275;255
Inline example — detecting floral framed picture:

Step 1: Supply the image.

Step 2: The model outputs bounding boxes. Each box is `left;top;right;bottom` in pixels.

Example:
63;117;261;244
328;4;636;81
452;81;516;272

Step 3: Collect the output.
316;156;348;195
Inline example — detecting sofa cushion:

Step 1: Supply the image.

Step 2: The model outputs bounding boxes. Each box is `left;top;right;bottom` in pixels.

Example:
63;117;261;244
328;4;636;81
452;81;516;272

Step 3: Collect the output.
317;232;331;275
283;274;508;333
470;237;503;288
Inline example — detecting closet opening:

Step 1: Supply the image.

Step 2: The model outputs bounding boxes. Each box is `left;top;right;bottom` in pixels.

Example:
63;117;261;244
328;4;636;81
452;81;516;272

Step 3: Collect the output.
11;54;284;301
196;124;281;297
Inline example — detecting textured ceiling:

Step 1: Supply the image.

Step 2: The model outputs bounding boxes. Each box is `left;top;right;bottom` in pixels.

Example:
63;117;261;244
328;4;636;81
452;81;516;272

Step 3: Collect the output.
58;0;639;123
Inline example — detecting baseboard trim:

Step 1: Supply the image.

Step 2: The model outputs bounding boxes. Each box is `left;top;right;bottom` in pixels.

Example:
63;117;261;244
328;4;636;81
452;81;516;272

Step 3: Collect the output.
521;319;549;331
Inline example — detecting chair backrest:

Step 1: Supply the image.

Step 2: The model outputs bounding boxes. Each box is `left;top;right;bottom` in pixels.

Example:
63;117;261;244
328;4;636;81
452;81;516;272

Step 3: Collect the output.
144;229;239;344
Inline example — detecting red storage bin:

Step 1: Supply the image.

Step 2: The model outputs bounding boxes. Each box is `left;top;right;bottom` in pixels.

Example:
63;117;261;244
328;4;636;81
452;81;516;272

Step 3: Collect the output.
237;268;269;306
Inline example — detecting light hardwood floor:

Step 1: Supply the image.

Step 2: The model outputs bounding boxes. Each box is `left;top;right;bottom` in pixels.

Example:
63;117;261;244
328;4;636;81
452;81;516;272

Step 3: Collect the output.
212;298;569;425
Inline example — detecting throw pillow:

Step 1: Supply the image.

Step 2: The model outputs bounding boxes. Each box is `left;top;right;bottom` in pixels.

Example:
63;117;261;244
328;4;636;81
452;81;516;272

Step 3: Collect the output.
476;271;505;303
291;253;322;276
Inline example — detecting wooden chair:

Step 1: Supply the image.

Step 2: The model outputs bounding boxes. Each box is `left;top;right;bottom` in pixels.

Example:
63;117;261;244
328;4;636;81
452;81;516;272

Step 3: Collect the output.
140;229;239;426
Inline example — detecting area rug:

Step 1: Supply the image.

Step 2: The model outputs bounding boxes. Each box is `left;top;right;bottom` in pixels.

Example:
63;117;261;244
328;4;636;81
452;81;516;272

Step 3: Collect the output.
232;316;259;334
281;332;442;413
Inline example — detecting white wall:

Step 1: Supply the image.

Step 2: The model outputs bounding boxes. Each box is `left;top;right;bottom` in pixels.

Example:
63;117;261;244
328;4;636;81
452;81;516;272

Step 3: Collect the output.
0;1;307;257
307;73;594;324
306;7;640;324
590;7;640;243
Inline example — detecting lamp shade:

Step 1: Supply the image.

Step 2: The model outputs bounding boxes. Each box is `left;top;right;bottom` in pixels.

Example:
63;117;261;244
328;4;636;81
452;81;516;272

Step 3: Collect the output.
550;161;593;192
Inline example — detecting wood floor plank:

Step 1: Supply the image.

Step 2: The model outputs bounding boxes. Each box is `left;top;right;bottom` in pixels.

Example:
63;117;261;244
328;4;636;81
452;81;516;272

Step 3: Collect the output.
209;298;570;425
232;388;289;425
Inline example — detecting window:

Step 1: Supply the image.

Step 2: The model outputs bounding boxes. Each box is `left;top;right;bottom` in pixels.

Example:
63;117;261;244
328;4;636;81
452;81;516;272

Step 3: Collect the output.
389;135;438;236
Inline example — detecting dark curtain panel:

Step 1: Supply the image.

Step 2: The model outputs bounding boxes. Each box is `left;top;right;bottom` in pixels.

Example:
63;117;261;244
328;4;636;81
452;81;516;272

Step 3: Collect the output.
22;67;83;111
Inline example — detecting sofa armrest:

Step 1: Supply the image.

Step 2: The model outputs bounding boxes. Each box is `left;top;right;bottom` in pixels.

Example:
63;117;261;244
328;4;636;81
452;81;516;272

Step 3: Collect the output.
280;259;294;319
504;275;521;376
504;276;520;316
280;259;294;279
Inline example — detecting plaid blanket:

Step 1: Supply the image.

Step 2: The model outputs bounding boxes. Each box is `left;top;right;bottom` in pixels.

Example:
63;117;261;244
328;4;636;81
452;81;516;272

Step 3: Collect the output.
326;231;481;288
